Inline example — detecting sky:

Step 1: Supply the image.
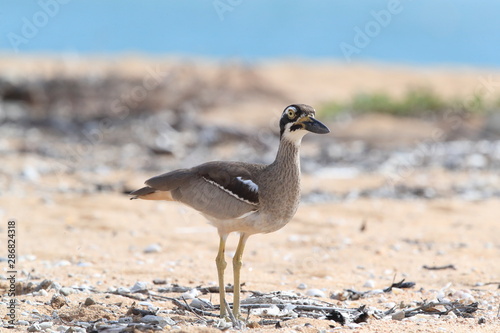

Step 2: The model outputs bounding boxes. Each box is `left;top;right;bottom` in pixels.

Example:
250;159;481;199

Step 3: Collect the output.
1;0;499;67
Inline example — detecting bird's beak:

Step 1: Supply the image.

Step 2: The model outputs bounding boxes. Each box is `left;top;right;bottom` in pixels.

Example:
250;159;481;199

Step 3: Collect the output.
299;116;330;134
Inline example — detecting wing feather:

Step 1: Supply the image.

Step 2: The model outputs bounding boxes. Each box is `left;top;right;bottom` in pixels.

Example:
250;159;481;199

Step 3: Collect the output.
132;161;264;220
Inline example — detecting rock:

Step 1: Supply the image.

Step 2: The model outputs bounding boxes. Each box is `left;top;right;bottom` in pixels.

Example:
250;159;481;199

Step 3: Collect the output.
391;310;405;320
51;282;62;290
347;323;361;329
190;298;213;309
84;297;96;306
50;295;67;309
36;289;48;297
138;301;155;308
118;317;133;323
59;287;74;296
35;279;54;291
54;260;71;267
305;289;325;298
152;278;167;285
181;289;199;299
363;280;375;288
297;283;307;290
27;323;41;332
140;315;175;328
384;302;396;309
117;287;130;293
39;322;53;329
130;281;148;293
17;320;30;326
143;244;162;253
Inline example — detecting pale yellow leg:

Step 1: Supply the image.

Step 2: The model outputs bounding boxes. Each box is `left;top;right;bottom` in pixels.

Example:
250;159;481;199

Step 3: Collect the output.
232;233;249;318
215;234;228;318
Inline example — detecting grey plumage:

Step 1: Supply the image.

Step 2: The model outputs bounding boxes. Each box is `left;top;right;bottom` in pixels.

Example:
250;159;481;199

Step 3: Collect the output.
130;104;330;318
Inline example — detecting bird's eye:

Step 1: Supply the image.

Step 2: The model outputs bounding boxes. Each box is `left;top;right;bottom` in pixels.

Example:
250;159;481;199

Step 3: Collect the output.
287;109;295;119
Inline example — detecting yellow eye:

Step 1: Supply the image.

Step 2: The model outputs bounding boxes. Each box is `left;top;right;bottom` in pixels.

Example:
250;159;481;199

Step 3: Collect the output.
287;108;295;119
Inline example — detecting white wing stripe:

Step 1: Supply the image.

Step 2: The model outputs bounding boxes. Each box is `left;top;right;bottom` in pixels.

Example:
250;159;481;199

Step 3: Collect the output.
236;176;259;192
202;177;259;206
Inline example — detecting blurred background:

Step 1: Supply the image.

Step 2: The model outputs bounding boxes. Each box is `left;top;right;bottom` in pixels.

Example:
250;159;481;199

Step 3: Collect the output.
1;0;499;196
1;1;500;330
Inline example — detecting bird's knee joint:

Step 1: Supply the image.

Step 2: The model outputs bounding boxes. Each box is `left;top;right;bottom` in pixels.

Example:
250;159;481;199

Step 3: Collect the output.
216;256;227;269
232;257;242;269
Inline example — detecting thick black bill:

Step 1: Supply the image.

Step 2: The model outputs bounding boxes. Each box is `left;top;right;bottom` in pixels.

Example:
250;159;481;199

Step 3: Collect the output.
304;118;330;134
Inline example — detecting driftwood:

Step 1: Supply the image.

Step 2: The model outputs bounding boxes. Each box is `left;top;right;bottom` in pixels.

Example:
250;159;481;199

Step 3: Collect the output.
102;279;480;329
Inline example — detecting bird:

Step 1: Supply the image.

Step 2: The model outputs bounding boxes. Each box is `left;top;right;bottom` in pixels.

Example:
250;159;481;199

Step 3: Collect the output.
130;104;329;319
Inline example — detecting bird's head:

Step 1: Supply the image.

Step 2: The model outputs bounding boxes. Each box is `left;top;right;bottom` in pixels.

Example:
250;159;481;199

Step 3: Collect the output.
279;104;330;142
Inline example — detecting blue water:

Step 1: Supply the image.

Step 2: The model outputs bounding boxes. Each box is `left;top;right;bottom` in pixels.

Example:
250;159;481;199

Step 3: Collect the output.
1;0;499;67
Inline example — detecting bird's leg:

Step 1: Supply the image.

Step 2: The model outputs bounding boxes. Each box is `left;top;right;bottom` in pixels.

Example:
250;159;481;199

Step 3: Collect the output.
216;234;228;318
232;233;249;318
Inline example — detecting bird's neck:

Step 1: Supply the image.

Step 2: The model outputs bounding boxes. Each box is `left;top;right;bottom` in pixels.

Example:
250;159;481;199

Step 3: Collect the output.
272;137;301;174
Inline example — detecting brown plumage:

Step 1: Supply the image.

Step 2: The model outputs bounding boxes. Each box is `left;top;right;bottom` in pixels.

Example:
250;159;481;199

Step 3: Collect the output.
130;104;329;319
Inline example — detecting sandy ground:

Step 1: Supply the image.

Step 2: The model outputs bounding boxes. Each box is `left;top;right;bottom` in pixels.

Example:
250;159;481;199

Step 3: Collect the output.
1;58;500;331
1;171;499;332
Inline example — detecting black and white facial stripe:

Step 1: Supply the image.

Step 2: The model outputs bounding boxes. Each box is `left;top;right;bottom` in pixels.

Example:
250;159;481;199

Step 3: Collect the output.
279;104;316;137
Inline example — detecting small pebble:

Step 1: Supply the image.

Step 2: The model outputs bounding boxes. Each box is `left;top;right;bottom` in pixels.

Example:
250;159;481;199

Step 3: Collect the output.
391;287;403;295
442;311;457;320
152;278;167;285
384;302;396;309
50;295;66;309
138;301;155;308
305;289;325;298
391;311;405;321
409;314;428;323
59;287;74;296
478;317;486;324
363;280;375;288
140;315;175;328
54;260;71;267
346;323;361;329
17;320;30;326
84;297;96;306
144;244;162;253
27;323;41;332
181;289;199;299
297;283;307;290
190;298;213;309
117;287;130;293
39;289;49;296
51;282;62;290
256;305;281;316
39;322;53;329
118;316;133;323
36;279;54;291
130;281;148;293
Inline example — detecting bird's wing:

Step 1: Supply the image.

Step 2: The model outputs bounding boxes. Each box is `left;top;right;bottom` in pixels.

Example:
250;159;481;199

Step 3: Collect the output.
136;162;263;220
